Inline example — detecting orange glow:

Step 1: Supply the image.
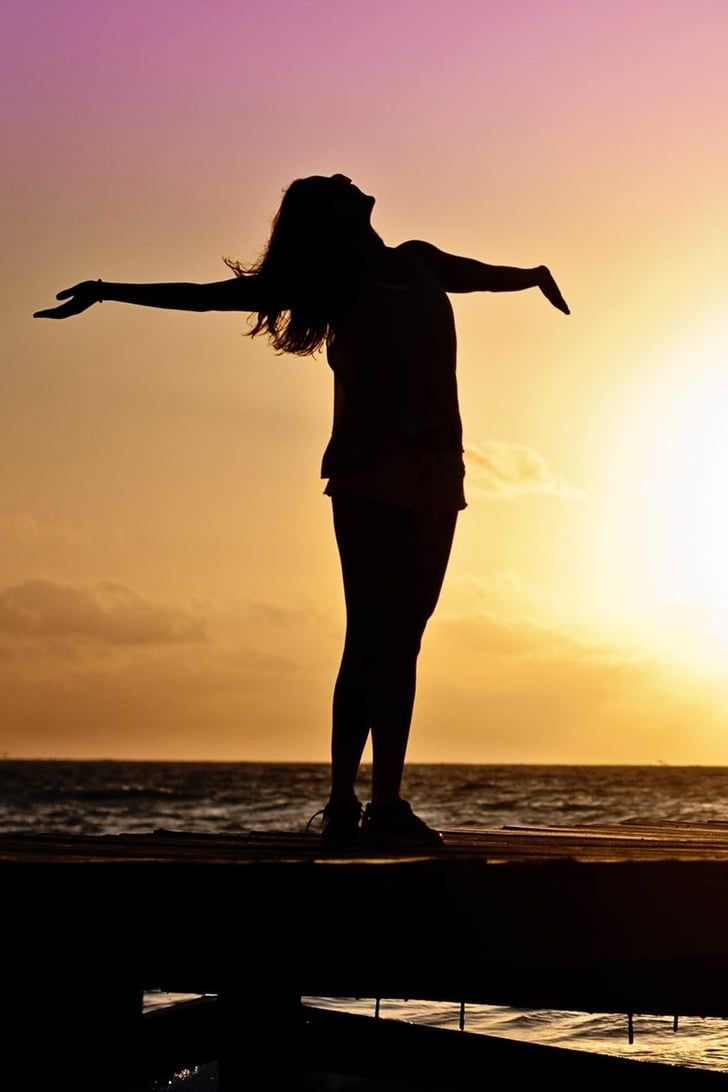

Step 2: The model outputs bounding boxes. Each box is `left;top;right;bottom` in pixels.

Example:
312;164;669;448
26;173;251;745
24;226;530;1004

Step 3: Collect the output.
6;3;728;761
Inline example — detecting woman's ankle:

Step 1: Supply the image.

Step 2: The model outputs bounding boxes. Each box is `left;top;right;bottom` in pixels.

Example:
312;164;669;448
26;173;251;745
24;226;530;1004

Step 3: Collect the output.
328;789;360;806
370;793;402;809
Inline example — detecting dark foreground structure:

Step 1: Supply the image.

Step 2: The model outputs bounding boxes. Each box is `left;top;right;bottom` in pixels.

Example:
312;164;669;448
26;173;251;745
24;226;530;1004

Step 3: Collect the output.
5;820;728;1089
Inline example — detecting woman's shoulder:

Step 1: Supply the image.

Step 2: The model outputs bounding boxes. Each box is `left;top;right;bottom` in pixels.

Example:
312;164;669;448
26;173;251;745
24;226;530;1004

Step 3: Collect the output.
396;239;437;265
395;240;445;285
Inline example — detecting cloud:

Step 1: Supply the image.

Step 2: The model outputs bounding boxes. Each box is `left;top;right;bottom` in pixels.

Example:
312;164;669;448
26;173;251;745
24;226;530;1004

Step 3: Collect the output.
0;579;725;763
435;605;640;668
0;511;80;543
246;600;312;627
435;564;658;677
0;638;304;758
0;579;208;645
465;441;584;499
413;597;713;763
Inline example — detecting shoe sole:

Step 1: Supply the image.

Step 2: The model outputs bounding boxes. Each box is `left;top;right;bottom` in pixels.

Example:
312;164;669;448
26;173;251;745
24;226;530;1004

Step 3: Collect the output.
359;833;444;849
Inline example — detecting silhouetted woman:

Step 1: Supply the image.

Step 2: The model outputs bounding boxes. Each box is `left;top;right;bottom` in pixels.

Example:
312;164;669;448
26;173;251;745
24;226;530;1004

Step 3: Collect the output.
34;173;569;847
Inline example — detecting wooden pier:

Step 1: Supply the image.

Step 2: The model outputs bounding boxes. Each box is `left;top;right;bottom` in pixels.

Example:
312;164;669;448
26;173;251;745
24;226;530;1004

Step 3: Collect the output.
5;819;728;1088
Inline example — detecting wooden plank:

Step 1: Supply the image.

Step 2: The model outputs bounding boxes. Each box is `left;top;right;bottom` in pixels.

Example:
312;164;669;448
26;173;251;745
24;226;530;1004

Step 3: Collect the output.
7;824;728;863
7;824;728;1018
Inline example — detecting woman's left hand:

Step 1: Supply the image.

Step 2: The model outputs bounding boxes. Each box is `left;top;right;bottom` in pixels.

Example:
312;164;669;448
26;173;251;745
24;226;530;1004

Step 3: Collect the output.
33;280;100;319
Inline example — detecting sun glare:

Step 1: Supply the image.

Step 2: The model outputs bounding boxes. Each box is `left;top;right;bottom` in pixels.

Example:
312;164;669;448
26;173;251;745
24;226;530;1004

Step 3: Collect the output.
650;387;728;608
597;328;728;669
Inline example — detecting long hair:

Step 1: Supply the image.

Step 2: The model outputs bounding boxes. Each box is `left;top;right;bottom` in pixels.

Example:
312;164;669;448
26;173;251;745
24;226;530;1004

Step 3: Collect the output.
223;176;366;357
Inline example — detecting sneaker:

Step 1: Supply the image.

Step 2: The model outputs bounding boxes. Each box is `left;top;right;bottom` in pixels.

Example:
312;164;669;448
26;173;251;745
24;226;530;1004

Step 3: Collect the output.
305;797;362;848
360;798;444;848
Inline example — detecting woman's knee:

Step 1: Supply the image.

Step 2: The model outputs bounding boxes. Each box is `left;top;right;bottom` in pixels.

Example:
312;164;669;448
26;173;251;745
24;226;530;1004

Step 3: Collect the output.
378;620;425;663
343;618;423;665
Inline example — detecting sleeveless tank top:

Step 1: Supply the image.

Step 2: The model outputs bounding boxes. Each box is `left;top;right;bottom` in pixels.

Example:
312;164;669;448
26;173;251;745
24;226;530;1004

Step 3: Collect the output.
321;243;466;512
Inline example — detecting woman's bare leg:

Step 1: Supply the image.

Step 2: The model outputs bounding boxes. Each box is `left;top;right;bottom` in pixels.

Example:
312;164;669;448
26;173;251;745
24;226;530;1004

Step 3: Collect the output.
329;635;370;802
368;648;419;804
330;495;457;808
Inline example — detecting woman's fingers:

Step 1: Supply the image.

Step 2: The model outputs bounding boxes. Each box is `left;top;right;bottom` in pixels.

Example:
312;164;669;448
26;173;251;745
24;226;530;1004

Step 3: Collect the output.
56;283;86;299
554;284;570;314
540;272;570;315
34;281;98;318
34;298;87;318
33;304;72;319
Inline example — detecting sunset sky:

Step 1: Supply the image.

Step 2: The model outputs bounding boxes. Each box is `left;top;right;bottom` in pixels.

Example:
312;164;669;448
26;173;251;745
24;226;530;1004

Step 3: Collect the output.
4;0;728;762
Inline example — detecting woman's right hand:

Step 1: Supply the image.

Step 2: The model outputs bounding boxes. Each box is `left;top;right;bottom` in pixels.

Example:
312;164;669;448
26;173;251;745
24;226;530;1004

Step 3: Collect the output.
537;267;570;315
33;280;101;319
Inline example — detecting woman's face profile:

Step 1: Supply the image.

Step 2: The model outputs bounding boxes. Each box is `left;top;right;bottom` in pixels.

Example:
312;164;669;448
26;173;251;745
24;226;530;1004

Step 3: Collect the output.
327;174;376;222
283;174;376;248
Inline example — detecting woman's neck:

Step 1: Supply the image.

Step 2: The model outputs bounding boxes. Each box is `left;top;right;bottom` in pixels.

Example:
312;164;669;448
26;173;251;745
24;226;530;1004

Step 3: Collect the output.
327;227;410;287
358;231;411;284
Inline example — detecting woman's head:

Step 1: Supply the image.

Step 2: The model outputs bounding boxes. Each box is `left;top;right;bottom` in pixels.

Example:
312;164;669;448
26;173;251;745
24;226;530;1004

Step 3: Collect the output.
224;173;378;357
278;173;376;251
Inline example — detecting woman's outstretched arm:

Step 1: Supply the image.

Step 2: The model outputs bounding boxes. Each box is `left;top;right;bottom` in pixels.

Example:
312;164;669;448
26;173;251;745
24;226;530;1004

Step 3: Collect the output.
34;275;265;319
399;239;570;314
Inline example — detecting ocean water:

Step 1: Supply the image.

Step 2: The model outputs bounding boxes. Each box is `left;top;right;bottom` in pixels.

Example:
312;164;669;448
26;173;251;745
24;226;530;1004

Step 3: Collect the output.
5;759;728;1083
